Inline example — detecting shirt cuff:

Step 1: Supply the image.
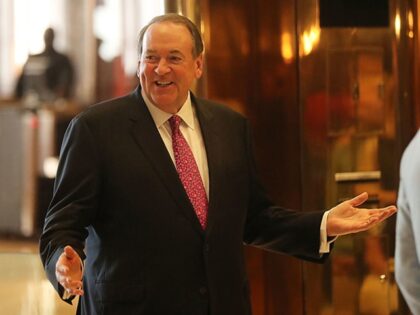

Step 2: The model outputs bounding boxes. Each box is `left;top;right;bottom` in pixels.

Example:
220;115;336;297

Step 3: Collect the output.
319;210;338;254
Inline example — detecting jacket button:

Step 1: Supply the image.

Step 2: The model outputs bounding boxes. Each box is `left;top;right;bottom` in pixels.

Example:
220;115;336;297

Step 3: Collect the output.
199;286;207;295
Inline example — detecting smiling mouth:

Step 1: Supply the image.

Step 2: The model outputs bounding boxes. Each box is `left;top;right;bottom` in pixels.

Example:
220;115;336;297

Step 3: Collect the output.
156;81;173;87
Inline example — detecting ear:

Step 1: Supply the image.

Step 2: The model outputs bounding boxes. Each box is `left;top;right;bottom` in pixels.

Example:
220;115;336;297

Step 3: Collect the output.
136;60;141;78
194;54;204;79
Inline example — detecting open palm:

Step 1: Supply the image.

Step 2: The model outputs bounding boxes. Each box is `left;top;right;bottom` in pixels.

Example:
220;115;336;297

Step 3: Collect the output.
327;192;397;236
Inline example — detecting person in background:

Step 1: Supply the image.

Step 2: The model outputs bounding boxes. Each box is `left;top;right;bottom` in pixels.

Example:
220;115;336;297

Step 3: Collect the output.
395;129;420;315
15;27;74;102
40;13;396;315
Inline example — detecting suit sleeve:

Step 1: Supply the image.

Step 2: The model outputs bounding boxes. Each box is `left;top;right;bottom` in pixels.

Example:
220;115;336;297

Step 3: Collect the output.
39;115;100;300
242;120;327;263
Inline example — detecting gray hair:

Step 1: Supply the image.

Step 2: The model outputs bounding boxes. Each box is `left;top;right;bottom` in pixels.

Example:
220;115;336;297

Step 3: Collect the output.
137;13;204;59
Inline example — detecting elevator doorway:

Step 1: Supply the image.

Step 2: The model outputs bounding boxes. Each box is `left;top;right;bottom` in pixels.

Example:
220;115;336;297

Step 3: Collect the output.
299;5;409;314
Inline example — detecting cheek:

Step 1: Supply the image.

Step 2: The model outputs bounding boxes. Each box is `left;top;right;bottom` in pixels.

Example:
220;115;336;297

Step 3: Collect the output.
139;70;150;89
139;63;151;76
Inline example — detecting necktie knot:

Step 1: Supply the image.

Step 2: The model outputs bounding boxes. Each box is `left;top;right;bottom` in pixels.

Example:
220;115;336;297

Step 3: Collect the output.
169;115;182;134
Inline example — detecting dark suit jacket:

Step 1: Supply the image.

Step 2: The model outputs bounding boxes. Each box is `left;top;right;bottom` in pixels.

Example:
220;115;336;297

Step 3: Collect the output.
40;86;327;315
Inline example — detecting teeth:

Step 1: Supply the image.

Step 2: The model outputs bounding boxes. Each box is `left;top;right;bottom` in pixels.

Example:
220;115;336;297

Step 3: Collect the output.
156;81;171;86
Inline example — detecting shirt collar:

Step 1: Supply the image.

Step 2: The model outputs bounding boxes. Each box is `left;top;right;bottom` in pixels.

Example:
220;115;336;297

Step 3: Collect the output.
141;90;195;130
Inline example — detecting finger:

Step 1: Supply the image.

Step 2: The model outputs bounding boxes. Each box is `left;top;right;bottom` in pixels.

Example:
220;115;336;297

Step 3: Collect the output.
360;207;396;229
64;278;83;289
349;192;368;207
64;283;84;296
370;205;397;213
64;279;84;296
355;215;381;232
62;276;72;287
56;273;68;286
66;287;84;296
384;205;397;213
56;264;70;274
61;277;82;289
365;206;397;218
377;206;397;221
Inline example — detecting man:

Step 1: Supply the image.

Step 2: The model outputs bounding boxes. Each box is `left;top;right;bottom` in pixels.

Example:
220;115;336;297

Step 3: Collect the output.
395;130;420;315
40;14;396;315
16;27;74;101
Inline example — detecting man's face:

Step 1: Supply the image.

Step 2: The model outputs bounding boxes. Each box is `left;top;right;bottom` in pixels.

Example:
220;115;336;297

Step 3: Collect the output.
138;22;203;113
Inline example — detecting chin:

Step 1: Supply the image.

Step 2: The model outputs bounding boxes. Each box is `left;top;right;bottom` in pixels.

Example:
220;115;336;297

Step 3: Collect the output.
152;98;177;112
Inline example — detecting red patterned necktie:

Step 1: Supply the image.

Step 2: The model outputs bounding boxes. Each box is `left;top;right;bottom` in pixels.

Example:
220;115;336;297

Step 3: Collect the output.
169;115;208;229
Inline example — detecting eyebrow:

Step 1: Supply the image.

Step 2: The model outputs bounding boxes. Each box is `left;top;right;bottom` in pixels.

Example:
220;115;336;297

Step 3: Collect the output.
144;49;157;54
169;50;184;56
144;49;185;56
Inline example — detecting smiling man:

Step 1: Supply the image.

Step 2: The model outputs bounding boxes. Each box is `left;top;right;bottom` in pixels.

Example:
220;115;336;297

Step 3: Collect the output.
138;21;203;114
40;13;396;315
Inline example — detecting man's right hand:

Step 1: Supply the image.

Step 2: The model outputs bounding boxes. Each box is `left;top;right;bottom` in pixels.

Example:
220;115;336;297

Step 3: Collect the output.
55;245;84;296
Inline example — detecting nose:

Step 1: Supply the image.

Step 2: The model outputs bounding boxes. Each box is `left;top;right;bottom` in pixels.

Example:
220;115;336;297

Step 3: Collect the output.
155;58;171;75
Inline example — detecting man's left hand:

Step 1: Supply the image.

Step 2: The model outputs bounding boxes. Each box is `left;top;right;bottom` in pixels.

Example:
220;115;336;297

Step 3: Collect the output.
327;192;397;237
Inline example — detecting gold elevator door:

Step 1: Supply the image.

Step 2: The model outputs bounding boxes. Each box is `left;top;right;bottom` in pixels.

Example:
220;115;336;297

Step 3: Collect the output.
300;26;400;315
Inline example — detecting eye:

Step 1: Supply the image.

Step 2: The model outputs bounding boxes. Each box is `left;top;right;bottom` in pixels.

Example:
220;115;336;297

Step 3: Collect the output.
143;55;158;63
168;55;183;64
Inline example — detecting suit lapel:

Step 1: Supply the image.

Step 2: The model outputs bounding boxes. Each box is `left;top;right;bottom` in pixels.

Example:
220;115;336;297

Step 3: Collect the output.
193;96;224;236
127;88;204;236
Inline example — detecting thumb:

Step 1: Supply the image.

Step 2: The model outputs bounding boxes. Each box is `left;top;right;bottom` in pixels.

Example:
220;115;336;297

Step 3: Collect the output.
64;245;77;260
349;192;368;207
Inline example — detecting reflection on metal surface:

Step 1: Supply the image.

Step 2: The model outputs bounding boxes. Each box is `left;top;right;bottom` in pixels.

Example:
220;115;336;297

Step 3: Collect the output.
331;233;398;315
281;32;294;63
299;0;404;313
164;0;206;98
356;49;386;133
335;171;381;183
301;25;321;56
379;274;387;282
408;10;414;38
395;12;401;39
